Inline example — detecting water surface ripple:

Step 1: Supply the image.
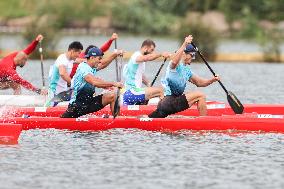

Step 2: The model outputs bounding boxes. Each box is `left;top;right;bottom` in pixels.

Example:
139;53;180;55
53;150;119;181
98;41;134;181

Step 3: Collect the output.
1;61;284;189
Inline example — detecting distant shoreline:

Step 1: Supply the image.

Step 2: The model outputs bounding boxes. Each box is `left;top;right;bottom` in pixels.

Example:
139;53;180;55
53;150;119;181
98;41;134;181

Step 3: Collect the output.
1;30;283;62
1;50;283;63
0;26;114;35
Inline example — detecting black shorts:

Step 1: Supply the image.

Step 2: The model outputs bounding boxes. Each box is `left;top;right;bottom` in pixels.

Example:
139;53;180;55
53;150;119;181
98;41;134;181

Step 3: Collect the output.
61;94;104;118
148;95;189;118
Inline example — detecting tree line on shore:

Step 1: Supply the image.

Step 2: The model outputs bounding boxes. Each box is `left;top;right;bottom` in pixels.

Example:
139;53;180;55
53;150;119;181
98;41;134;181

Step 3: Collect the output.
0;0;283;61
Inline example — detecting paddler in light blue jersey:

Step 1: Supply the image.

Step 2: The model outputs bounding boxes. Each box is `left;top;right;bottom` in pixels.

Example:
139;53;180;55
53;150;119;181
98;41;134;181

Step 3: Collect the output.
123;39;171;105
61;47;123;118
149;35;220;118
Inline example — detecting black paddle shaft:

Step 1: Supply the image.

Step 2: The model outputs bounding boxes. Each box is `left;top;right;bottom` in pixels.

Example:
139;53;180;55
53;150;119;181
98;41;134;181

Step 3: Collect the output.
113;40;121;118
150;58;167;87
191;42;244;114
191;43;228;94
113;56;122;118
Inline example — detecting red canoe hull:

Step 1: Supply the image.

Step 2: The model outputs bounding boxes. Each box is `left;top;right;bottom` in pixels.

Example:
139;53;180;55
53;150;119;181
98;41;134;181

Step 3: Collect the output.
0;123;22;144
1;113;284;133
2;102;284;118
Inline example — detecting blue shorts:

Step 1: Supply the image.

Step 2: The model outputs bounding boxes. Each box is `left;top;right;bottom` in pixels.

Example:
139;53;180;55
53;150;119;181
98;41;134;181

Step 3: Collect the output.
123;88;146;105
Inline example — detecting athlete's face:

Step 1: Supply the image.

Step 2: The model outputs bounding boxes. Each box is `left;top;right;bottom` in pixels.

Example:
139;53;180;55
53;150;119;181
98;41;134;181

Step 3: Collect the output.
183;52;195;65
19;56;28;67
90;56;103;68
70;49;82;60
15;52;28;67
143;45;155;55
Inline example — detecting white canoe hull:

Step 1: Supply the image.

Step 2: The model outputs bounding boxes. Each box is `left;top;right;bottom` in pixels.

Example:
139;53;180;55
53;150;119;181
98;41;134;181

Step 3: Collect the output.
0;95;47;106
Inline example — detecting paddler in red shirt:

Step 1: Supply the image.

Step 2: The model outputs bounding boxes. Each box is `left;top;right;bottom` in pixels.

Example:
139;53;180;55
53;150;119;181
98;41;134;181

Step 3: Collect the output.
70;33;118;78
0;34;47;95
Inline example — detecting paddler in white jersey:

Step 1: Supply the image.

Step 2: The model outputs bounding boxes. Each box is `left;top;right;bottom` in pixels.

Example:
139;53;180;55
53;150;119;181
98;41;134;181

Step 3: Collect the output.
46;41;83;106
149;35;220;118
123;39;171;105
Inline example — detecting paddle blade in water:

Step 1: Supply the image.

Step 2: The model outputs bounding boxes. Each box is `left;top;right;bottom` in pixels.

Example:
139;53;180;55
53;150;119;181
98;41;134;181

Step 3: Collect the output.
192;42;244;114
113;89;120;118
50;89;72;104
227;91;244;114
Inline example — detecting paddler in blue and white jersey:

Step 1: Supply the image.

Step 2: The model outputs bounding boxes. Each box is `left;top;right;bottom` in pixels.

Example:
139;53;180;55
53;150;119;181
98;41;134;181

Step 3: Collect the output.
123;39;171;105
148;35;220;118
61;47;123;118
46;41;83;106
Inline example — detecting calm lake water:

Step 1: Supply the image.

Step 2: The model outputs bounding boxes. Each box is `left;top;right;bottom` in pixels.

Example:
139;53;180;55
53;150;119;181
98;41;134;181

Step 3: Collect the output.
0;61;284;189
1;60;284;104
1;34;284;189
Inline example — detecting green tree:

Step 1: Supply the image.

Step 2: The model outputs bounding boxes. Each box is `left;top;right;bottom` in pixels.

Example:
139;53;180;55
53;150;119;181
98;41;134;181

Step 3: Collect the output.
178;21;219;60
112;0;177;34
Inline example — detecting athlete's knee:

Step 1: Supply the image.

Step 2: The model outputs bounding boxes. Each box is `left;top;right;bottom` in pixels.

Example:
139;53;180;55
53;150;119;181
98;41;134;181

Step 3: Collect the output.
110;93;115;101
186;91;206;100
10;82;20;89
104;93;115;103
157;87;164;95
12;84;21;95
109;93;117;101
196;91;206;100
14;89;21;95
146;87;163;99
158;88;164;97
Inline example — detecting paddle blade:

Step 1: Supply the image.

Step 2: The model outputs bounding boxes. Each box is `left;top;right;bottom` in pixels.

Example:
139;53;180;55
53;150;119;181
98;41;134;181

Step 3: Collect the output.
50;89;72;104
113;89;120;118
227;91;244;114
